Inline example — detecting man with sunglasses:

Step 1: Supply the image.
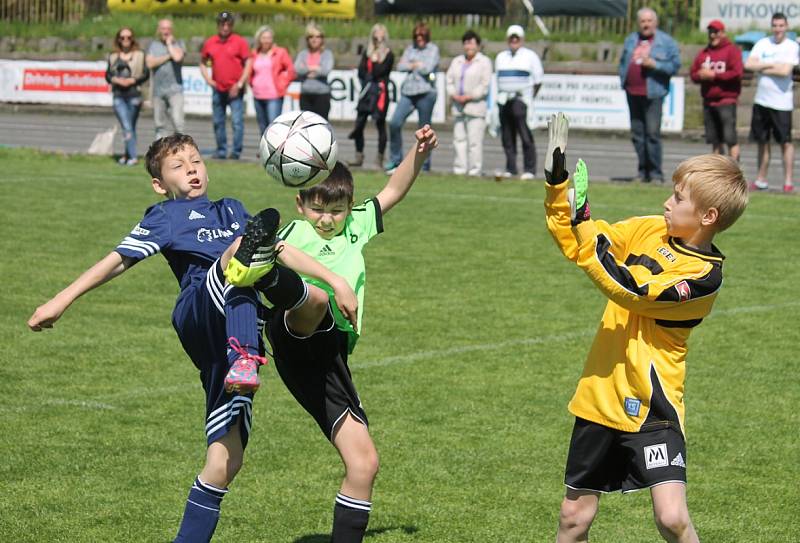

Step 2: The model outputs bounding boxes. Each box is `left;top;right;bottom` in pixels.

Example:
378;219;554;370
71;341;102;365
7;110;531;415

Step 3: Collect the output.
690;19;743;162
201;12;252;160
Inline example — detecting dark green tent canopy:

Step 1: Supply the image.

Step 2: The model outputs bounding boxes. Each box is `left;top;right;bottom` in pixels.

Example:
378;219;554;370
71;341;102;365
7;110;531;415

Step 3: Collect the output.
534;0;627;17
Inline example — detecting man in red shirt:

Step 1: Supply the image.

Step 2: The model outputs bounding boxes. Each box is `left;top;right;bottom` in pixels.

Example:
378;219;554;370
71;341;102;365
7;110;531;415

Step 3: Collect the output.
201;12;252;160
690;19;743;161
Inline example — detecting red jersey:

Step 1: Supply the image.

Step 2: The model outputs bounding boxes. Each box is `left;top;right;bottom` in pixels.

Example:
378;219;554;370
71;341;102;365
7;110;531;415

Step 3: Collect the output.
201;33;250;92
625;36;653;96
690;38;743;106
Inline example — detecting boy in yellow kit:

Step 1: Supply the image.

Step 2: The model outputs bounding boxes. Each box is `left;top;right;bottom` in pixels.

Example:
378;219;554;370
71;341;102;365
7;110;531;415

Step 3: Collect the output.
543;113;748;543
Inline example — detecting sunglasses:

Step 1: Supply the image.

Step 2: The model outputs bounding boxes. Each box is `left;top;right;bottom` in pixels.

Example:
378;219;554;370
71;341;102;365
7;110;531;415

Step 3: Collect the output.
119;35;133;41
707;29;720;34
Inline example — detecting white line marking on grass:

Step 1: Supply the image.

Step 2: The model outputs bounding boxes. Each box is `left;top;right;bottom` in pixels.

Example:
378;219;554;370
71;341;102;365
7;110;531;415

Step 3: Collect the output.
352;300;798;371
45;399;116;410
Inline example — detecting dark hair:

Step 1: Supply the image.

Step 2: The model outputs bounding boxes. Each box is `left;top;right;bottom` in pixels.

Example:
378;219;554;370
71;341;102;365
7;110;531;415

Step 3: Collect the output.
298;162;354;205
772;12;787;22
412;22;431;43
462;29;481;44
113;27;139;53
146;133;199;179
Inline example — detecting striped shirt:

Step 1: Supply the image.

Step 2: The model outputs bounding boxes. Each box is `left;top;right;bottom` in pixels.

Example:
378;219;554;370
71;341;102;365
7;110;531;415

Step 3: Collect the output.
495;46;543;95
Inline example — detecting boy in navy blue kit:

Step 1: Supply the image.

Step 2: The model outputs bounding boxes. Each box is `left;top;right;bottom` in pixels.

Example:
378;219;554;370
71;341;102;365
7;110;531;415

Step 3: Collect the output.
27;134;357;542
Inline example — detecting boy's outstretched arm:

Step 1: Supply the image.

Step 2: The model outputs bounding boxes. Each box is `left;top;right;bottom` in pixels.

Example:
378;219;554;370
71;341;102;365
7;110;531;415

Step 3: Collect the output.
376;125;438;215
276;242;359;332
28;251;135;331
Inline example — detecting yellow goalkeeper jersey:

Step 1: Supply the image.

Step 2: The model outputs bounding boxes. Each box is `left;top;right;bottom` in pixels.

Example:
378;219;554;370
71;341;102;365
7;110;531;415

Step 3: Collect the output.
545;181;724;436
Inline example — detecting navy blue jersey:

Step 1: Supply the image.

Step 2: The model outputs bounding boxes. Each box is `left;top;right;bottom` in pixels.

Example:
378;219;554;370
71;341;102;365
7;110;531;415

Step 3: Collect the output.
115;196;250;291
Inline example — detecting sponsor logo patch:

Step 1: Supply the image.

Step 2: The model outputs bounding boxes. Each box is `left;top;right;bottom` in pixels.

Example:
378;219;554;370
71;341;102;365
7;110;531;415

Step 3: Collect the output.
624;397;641;417
657;246;677;262
675;280;691;301
131;223;150;236
197;227;234;243
644;443;669;469
671;453;686;468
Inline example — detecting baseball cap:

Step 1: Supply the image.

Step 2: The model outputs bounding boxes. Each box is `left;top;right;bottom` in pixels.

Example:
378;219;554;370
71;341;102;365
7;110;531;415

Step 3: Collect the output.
506;25;525;39
707;19;725;32
217;11;234;23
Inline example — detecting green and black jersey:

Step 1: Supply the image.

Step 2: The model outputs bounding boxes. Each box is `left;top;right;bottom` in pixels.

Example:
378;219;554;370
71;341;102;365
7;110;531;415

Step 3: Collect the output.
278;198;383;353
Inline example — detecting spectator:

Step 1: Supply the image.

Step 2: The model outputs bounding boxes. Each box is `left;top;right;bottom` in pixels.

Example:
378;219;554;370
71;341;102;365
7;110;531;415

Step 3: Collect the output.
745;12;799;193
619;7;680;183
294;22;334;119
200;12;252;160
385;21;439;174
491;24;543;180
247;25;295;139
690;20;743;161
146;19;185;140
347;23;394;168
446;29;492;176
105;27;149;166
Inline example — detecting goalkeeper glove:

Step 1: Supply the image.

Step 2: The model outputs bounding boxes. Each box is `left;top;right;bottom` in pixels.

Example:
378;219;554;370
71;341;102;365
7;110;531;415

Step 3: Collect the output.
568;159;591;225
544;112;569;185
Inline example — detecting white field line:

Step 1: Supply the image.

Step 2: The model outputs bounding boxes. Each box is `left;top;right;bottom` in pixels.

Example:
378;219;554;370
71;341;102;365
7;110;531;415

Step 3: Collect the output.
7;300;795;412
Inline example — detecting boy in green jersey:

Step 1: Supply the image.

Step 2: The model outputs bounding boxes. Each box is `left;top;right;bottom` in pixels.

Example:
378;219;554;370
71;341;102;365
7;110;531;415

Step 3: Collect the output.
228;125;437;543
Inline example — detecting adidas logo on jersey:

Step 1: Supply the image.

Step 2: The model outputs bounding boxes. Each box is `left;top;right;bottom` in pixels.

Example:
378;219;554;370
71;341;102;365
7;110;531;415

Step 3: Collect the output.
189;210;206;220
318;244;335;257
671;453;686;468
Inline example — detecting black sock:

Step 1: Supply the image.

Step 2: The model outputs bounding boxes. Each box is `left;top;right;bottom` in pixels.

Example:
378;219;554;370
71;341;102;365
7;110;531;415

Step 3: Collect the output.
254;264;308;311
331;493;371;543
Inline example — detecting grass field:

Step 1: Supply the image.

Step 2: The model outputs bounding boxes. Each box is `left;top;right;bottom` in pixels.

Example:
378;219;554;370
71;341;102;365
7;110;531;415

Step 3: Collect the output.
1;148;798;542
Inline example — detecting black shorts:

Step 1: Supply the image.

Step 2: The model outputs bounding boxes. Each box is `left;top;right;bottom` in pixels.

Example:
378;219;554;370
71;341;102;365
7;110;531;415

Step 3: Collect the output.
564;418;687;493
750;103;792;144
703;103;738;146
268;307;367;440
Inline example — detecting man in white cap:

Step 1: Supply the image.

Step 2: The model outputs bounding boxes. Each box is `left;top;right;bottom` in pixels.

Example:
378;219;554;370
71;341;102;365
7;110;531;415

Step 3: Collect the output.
492;24;543;180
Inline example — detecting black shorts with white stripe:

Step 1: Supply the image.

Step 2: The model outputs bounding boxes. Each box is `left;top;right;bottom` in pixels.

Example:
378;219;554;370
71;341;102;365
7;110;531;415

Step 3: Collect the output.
564;417;687;493
268;307;368;440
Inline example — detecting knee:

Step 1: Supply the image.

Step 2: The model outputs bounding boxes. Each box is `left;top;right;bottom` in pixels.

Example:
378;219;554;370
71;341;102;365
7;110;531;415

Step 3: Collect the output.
654;507;691;537
558;497;595;537
204;454;243;488
346;449;380;486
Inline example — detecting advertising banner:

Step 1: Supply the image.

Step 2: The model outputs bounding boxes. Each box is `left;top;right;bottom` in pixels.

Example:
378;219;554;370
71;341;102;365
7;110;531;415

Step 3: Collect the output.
532;74;684;132
700;1;800;31
0;61;684;132
107;0;355;18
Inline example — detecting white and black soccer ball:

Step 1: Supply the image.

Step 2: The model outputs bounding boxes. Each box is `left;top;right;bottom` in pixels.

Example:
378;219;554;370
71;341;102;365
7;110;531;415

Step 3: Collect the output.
259;110;338;188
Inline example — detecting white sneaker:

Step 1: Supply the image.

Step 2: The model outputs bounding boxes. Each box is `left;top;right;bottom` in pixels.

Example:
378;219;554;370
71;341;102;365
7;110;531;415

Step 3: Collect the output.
520;172;535;180
749;179;769;191
494;170;513;180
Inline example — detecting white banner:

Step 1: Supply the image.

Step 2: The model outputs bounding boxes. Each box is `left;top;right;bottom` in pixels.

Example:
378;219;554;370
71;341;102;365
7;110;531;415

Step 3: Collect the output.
0;60;684;132
700;0;800;31
532;74;685;133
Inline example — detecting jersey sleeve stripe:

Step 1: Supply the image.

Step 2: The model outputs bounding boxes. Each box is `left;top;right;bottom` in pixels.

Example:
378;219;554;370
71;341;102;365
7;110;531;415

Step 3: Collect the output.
370;197;384;234
122;236;160;251
595;234;650;296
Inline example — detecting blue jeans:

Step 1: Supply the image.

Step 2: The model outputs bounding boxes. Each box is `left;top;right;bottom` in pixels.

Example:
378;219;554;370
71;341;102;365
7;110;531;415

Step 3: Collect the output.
112;95;142;160
212;89;244;157
626;94;664;180
389;90;436;168
253;98;284;139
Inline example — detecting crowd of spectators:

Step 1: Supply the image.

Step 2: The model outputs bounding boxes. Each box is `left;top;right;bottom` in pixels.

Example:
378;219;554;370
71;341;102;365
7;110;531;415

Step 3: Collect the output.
105;8;799;192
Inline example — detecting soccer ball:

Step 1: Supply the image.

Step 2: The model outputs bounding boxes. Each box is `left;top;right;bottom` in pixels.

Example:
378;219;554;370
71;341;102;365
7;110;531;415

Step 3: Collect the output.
259;110;338;188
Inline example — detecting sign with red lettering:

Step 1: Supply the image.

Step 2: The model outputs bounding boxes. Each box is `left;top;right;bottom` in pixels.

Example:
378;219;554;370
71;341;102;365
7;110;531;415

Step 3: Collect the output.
22;69;109;93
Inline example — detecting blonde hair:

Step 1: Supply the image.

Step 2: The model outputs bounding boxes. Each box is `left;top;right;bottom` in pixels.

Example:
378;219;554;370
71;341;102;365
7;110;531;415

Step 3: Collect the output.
254;25;274;53
672;154;748;232
367;23;390;62
305;22;323;38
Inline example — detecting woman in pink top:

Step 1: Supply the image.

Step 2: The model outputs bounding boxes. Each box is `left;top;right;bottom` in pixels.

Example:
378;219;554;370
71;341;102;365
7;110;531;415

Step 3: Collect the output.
247;25;295;138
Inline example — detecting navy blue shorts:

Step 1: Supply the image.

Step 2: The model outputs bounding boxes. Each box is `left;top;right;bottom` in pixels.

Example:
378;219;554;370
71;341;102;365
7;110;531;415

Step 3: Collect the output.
171;260;265;449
